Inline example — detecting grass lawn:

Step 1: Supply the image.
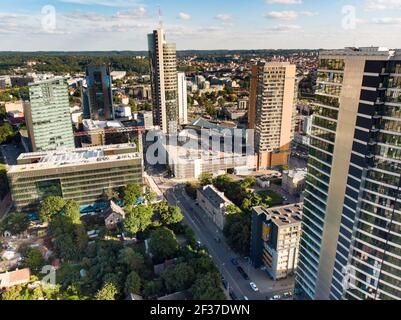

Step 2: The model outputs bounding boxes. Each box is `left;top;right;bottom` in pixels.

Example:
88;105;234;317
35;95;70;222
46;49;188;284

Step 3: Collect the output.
257;189;283;206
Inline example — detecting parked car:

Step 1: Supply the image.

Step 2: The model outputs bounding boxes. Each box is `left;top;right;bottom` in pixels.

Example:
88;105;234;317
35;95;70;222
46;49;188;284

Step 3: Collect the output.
283;291;293;298
249;282;259;292
269;294;281;300
237;266;250;280
229;290;238;300
231;258;239;266
243;296;249;300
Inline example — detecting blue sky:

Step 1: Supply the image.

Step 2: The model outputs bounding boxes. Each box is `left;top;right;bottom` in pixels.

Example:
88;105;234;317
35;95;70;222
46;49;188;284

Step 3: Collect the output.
0;0;401;50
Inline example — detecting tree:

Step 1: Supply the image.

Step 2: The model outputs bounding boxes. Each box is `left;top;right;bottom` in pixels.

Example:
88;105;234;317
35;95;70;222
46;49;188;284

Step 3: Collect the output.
1;285;23;300
39;196;66;223
125;271;141;295
63;200;81;224
0;212;30;235
95;281;118;300
24;248;44;275
161;263;195;293
199;173;213;186
149;227;179;262
144;190;157;204
123;183;143;206
118;247;145;272
226;204;242;215
223;213;251;256
0;123;15;144
123;205;153;235
143;279;164;299
157;202;183;226
190;272;225;300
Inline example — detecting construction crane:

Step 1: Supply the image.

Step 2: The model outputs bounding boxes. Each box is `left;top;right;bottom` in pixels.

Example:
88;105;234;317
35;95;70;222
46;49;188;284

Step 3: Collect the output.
74;126;145;137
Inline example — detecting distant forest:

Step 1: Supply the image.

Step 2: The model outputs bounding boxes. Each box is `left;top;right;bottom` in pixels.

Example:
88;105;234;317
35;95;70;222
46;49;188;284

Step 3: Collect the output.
0;49;318;75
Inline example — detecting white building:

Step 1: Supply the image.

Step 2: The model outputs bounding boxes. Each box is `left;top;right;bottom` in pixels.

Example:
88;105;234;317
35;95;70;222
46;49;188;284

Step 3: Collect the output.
111;71;127;81
282;168;307;196
197;185;234;230
177;72;188;125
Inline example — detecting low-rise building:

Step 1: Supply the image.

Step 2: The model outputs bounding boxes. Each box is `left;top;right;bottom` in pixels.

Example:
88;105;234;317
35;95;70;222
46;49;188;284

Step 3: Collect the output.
0;268;31;289
104;200;126;230
7;144;143;213
282;168;307;196
250;203;303;280
197;185;234;230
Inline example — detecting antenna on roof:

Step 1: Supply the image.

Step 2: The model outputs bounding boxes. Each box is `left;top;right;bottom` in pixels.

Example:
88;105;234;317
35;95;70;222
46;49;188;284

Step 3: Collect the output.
158;5;163;29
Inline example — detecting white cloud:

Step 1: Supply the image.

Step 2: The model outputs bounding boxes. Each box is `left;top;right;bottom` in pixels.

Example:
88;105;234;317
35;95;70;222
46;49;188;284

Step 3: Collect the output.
265;24;302;32
264;10;317;20
214;14;233;22
59;0;142;7
372;17;401;24
178;12;192;20
265;0;303;4
365;0;401;10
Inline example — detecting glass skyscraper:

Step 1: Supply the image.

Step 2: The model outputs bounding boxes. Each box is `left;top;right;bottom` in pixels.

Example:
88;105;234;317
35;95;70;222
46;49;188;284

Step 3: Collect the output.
296;47;401;300
25;78;75;152
85;65;114;121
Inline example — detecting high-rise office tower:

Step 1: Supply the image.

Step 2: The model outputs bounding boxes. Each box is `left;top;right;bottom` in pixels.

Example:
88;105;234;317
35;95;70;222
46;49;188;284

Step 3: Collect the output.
249;62;297;170
177;72;188;125
85;65;113;121
148;28;179;134
25;78;75;152
296;47;401;300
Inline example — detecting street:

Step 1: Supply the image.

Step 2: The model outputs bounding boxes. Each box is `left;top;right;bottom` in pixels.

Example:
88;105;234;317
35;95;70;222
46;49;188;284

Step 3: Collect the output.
0;144;21;165
149;174;295;301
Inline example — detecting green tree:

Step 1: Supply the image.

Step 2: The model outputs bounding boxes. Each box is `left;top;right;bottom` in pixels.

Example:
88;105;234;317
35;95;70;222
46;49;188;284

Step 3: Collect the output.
125;271;141;295
190;272;225;300
95;281;118;300
123;205;154;235
149;227;179;262
123;183;143;206
223;213;251;256
0;212;30;235
24;248;44;274
118;247;145;272
63;200;81;224
144;190;157;204
161;262;195;293
226;204;242;215
39;196;66;223
0;123;15;144
157;202;183;226
1;285;23;300
199;173;213;186
143;279;164;299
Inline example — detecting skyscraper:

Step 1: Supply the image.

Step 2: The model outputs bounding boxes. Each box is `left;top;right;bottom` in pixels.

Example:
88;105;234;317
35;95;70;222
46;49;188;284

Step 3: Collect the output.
25;78;75;152
148;28;179;134
250;62;297;170
85;65;113;121
296;47;401;300
177;72;188;125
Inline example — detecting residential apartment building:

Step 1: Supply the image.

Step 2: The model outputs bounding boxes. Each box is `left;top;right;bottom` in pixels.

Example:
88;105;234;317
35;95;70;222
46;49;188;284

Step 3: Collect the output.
148;28;179;134
25;78;75;152
249;62;297;169
250;203;303;280
7;144;143;212
85;66;114;121
177;72;188;125
296;47;401;300
197;185;235;231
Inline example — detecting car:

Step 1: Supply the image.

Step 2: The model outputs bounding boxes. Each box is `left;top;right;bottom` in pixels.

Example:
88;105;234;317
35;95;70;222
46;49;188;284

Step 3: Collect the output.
249;282;259;292
237;266;250;280
270;295;281;300
243;296;249;300
196;240;202;247
222;280;228;289
283;291;293;298
231;258;239;266
229;291;238;300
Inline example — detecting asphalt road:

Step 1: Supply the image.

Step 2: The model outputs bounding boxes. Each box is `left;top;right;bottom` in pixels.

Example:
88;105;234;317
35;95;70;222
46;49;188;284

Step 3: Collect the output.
0;144;21;165
163;183;294;300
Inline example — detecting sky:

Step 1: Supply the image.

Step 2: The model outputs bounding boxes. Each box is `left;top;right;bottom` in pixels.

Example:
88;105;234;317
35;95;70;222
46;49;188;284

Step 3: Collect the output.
0;0;401;51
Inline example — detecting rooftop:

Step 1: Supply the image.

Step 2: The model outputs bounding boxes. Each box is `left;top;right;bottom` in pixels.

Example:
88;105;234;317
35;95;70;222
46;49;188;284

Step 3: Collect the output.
82;119;124;131
253;203;303;227
8;144;141;173
320;47;401;59
199;185;233;209
0;268;31;288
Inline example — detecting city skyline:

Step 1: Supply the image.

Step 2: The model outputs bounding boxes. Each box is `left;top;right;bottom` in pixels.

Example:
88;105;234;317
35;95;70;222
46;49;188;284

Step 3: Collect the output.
1;0;401;51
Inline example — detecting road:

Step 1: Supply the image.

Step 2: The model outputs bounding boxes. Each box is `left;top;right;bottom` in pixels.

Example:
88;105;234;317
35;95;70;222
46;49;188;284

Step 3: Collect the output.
0;144;21;165
159;181;294;301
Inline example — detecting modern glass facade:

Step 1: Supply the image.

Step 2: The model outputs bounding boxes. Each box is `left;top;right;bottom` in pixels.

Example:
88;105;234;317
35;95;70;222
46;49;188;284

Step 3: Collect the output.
27;78;75;152
85;66;114;121
296;48;401;300
7;144;143;212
